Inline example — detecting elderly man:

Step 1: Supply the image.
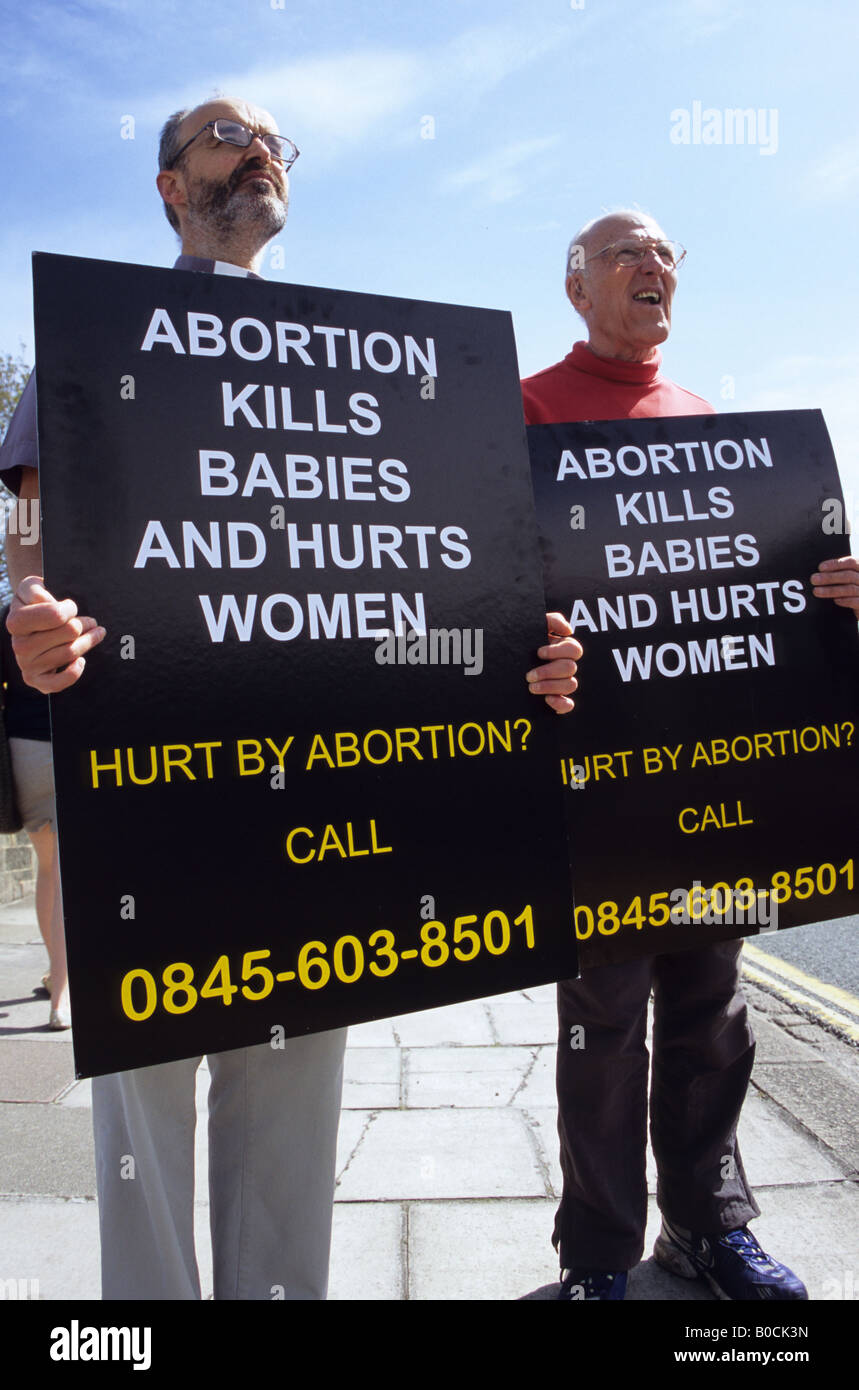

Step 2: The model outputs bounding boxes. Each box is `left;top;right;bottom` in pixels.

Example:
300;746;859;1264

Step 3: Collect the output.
1;96;579;1300
522;209;859;1302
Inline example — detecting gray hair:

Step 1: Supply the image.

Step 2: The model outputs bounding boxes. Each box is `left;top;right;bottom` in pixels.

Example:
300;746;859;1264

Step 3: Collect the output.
157;108;192;232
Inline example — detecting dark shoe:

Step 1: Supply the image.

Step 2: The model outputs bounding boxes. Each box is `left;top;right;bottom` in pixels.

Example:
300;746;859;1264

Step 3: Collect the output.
558;1268;627;1301
654;1218;808;1301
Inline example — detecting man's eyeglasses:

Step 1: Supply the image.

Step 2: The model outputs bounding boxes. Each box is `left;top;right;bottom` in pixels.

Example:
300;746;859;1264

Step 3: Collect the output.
587;239;686;271
166;119;300;170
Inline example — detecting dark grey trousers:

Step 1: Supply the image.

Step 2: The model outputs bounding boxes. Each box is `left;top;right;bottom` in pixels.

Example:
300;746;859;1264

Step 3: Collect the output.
553;941;760;1271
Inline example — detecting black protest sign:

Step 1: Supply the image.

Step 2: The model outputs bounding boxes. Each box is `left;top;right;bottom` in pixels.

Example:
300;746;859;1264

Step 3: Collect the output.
529;410;859;967
33;252;577;1078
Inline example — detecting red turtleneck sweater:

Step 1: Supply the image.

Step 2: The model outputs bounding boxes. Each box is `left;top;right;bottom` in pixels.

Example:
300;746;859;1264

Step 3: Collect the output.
521;341;714;424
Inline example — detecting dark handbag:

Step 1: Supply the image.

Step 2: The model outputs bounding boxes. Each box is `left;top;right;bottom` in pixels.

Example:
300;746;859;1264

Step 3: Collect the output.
0;604;23;834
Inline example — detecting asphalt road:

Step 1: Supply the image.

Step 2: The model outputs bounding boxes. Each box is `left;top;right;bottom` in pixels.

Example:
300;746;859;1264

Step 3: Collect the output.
753;913;859;998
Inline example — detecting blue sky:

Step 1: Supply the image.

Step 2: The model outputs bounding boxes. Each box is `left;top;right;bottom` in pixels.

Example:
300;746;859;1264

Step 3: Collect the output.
3;0;859;506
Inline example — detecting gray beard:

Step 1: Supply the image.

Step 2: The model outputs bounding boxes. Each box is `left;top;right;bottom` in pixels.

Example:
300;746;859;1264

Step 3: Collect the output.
185;169;288;246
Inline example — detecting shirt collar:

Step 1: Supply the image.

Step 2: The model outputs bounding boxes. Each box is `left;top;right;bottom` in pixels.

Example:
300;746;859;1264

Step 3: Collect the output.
173;254;264;280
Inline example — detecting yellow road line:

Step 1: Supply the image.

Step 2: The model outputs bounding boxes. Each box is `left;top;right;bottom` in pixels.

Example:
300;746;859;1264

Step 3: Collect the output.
743;941;859;1019
742;955;859;1045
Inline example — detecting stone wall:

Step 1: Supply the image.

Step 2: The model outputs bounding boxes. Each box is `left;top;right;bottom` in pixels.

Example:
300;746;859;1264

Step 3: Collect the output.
0;831;36;902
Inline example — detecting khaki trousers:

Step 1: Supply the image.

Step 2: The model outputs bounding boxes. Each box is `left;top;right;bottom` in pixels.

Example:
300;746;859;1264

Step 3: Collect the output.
92;1029;347;1299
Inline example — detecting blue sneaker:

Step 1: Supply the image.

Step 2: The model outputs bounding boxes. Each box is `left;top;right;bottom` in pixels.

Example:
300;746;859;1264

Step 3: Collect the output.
558;1269;627;1301
654;1219;808;1301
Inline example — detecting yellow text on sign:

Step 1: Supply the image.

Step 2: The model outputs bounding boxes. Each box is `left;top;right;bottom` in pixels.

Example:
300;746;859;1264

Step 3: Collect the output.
285;819;393;863
90;743;223;787
678;801;754;833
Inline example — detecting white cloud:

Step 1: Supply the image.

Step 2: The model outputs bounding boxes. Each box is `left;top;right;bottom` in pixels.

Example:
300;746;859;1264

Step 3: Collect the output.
806;136;859;201
126;50;427;170
442;135;563;205
2;1;155;104
129;17;576;168
662;0;746;42
220;51;423;145
440;20;565;96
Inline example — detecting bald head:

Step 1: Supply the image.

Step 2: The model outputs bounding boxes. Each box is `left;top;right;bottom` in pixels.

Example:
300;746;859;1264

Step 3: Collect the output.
566;210;665;279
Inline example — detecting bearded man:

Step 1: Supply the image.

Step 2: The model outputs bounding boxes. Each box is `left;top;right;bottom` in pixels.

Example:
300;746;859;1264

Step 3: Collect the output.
1;96;580;1300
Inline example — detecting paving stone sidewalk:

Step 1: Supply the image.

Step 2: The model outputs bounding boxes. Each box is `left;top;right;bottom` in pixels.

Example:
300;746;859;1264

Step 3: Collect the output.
1;893;857;1301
